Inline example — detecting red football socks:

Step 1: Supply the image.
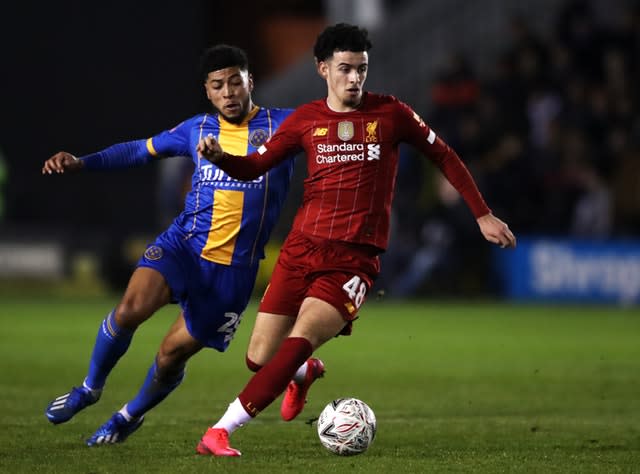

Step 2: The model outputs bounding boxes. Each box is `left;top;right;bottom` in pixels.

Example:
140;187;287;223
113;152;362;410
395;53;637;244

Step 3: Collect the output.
238;337;312;416
245;355;262;373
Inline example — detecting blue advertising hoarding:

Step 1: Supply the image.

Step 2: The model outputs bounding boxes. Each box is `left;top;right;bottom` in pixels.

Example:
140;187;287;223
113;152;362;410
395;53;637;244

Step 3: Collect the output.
493;237;640;304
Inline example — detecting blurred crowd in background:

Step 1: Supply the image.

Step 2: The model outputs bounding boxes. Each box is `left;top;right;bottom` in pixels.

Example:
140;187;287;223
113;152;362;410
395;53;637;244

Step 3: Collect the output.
380;0;640;296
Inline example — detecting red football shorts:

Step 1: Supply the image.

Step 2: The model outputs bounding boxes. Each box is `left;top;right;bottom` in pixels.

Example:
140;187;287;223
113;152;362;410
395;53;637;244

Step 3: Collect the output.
258;230;381;334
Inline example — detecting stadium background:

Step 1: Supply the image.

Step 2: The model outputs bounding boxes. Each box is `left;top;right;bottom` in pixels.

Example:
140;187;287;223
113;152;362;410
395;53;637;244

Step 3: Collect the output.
1;2;639;472
1;0;639;301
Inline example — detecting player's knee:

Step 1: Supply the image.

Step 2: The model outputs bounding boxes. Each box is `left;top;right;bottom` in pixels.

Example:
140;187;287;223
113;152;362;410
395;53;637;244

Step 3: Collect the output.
157;336;198;372
246;354;263;372
155;353;186;386
156;350;186;375
114;297;153;329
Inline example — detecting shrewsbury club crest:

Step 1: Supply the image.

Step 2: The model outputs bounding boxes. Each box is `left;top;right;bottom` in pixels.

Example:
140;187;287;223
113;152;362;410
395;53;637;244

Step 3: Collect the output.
144;245;163;261
249;129;269;147
337;121;354;141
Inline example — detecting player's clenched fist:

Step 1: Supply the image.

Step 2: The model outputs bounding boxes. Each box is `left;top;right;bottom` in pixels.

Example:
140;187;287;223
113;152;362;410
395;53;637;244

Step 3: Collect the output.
196;135;224;163
42;152;84;175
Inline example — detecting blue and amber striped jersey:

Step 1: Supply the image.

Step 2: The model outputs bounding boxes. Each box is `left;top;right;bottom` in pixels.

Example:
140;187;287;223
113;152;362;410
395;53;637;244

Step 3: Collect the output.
147;106;294;267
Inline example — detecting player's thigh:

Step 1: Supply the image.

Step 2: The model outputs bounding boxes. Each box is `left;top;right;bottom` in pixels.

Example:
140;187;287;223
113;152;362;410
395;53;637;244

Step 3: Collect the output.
289;297;347;350
157;313;204;370
115;267;172;328
246;312;295;365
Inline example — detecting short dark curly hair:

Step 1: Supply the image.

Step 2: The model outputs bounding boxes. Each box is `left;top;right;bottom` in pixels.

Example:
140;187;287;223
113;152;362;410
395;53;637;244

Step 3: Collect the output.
313;23;373;62
199;44;249;81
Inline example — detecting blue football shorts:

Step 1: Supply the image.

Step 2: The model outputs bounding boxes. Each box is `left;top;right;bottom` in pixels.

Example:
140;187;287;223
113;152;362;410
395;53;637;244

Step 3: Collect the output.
137;228;258;351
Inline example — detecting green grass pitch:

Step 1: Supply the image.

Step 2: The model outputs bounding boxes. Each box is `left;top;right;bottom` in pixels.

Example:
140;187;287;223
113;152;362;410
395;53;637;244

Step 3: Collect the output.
1;297;639;473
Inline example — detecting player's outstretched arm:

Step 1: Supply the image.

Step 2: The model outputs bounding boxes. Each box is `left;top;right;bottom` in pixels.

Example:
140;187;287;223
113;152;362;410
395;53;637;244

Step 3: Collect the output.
476;213;517;249
198;128;295;180
196;136;224;163
42;152;84;175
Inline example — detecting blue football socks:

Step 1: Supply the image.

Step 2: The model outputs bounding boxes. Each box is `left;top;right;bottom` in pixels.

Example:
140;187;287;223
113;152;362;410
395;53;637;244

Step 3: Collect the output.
125;359;185;418
84;310;134;390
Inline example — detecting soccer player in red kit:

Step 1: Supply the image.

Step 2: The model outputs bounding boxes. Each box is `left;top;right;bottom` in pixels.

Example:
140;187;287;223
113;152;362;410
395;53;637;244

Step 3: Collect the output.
195;23;517;457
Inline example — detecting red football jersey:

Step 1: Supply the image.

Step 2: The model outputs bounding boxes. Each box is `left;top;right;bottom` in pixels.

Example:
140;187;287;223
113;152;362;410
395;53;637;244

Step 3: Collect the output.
216;92;490;251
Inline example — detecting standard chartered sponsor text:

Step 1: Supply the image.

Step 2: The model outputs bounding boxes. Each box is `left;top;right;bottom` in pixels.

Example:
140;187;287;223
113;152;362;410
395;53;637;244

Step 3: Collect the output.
316;143;364;164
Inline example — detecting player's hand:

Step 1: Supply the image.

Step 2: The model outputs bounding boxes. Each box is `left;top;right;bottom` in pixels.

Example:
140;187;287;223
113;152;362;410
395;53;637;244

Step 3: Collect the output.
196;135;224;163
42;152;84;175
477;213;516;249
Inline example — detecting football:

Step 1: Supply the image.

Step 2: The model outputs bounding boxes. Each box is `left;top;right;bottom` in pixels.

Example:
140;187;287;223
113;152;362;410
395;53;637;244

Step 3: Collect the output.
317;398;377;456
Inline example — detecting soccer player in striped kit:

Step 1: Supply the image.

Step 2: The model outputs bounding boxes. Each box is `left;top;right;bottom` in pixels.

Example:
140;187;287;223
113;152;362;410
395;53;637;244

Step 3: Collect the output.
41;45;320;446
195;24;516;456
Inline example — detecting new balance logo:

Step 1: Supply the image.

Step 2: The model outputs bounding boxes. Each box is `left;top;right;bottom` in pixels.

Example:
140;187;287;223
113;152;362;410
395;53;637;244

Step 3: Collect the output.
313;127;328;137
367;144;380;161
